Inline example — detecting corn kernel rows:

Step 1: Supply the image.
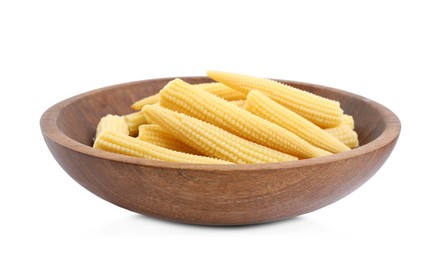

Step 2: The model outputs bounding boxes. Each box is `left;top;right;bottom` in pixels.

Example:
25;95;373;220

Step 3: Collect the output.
95;130;232;164
130;82;245;111
138;124;201;155
93;71;359;164
207;71;343;128
143;105;297;164
159;78;330;159
244;90;350;153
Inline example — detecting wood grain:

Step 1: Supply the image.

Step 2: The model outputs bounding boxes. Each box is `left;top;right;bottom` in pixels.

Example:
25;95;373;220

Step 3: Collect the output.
40;77;401;225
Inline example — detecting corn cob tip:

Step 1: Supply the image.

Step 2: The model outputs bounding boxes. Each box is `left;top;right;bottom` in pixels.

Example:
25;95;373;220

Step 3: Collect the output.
130;93;160;111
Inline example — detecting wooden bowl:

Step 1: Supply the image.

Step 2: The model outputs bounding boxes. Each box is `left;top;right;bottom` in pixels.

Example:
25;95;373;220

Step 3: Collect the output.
40;76;401;225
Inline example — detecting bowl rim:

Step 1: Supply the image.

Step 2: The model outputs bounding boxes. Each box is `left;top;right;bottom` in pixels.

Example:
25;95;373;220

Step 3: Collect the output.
40;76;401;172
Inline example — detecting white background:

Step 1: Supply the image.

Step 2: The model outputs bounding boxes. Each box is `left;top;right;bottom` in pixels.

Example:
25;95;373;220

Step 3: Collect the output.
1;0;444;259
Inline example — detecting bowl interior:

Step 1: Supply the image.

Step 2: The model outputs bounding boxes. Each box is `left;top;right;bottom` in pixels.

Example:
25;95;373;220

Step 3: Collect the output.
56;77;385;150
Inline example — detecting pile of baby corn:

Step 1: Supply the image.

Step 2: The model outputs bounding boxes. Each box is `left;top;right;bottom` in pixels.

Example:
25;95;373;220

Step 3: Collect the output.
93;71;359;164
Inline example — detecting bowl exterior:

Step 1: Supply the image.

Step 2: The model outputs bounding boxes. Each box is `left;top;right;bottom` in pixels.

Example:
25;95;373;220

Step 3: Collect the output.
42;131;398;225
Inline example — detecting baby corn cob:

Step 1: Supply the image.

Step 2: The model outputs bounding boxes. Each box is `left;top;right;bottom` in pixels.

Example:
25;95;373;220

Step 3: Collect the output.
324;125;359;148
159;78;330;159
207;70;343;128
341;114;355;129
94;130;232;164
230;100;245;108
244;90;350;153
124;111;152;136
130;94;160;110
197;82;246;101
138;124;201;155
143;105;297;164
130;82;245;111
95;114;129;138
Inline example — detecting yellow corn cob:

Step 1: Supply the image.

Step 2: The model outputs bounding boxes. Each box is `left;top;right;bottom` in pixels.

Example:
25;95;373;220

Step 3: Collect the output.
197;82;246;101
159;78;330;159
130;94;160;110
138;124;201;155
341;114;355;129
207;70;343;128
143;105;297;164
124;111;153;136
95;114;129;138
244;90;350;153
229;100;245;108
130;82;245;111
324;125;359;148
94;130;232;164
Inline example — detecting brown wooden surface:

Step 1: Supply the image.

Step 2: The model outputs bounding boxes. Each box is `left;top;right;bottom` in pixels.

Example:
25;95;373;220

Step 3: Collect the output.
40;76;401;225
